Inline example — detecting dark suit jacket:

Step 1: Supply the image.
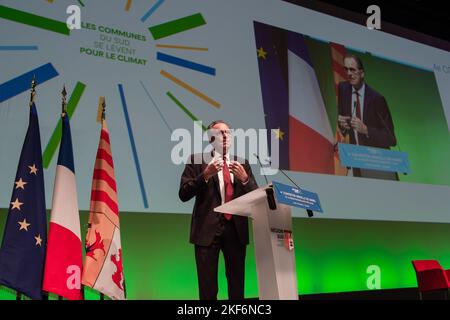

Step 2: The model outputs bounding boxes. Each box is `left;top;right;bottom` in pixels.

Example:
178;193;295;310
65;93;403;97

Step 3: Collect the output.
337;81;397;148
179;153;258;246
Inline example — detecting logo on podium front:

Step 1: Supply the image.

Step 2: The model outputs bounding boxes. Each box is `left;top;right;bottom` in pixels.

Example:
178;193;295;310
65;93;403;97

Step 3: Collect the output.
284;231;294;251
271;228;294;251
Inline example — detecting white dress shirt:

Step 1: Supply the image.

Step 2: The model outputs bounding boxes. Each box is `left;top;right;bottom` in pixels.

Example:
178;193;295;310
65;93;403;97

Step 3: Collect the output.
349;83;366;177
351;83;366;145
211;151;234;205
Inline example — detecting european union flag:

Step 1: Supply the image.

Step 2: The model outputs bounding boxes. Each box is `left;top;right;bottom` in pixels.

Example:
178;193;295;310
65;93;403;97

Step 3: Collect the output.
0;103;47;300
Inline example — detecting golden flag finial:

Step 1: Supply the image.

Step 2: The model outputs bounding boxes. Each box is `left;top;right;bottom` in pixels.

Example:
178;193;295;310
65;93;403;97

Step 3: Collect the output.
97;96;106;123
29;76;37;107
61;85;68;116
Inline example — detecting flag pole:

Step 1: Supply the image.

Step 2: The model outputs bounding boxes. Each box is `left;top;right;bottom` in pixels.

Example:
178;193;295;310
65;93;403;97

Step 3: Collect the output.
16;77;37;301
54;85;68;302
99;97;106;301
97;96;104;304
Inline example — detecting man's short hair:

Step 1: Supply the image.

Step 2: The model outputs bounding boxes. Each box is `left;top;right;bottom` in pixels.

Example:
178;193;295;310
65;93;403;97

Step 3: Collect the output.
207;120;231;130
344;54;365;71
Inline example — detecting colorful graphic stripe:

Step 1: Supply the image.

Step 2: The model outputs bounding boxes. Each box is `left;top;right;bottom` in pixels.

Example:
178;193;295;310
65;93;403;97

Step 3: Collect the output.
141;0;165;22
125;0;133;11
166;91;207;131
149;13;206;40
77;0;85;7
0;63;58;103
139;81;173;133
43;82;86;168
0;45;38;51
160;70;221;108
156;44;208;52
118;84;149;209
0;5;70;35
156;52;215;76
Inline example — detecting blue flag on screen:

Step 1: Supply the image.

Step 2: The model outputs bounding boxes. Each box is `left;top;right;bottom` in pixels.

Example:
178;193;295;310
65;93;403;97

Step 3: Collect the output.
0;103;47;300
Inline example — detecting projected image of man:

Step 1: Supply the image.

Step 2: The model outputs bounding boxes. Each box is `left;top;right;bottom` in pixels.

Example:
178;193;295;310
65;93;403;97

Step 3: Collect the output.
337;54;398;180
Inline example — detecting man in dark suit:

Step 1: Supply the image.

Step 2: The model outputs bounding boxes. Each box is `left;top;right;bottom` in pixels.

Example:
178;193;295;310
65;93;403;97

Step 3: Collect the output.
179;120;258;300
337;54;398;180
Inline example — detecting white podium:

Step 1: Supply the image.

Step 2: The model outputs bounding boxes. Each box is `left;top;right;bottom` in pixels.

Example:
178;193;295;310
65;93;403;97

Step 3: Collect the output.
215;185;298;300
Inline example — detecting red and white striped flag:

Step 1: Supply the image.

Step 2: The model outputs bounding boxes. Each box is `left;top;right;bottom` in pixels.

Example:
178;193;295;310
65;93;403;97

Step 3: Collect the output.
81;120;126;300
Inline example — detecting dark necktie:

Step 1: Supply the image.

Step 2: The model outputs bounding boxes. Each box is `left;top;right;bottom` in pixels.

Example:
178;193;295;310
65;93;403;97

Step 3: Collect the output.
354;91;362;143
355;91;361;119
222;157;233;220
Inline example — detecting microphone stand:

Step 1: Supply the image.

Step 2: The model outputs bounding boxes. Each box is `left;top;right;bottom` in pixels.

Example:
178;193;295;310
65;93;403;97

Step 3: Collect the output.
254;154;277;210
277;167;314;218
255;154;313;217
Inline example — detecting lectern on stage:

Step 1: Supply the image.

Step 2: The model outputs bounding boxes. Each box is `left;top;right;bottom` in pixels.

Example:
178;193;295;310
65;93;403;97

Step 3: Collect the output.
215;184;299;300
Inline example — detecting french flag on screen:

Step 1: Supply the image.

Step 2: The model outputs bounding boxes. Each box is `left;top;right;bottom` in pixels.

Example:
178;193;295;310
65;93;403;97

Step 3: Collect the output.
287;32;334;174
254;22;334;174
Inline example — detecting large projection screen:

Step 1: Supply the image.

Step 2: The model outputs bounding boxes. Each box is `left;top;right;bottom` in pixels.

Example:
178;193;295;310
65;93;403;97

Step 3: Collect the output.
1;0;449;223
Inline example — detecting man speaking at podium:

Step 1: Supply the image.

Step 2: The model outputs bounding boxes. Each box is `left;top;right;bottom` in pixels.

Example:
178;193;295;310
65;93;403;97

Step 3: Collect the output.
179;120;258;300
337;54;398;180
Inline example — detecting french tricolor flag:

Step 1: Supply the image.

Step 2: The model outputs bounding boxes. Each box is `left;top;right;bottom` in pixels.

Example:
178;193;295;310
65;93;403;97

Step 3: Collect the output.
43;114;83;300
255;22;334;174
287;33;334;174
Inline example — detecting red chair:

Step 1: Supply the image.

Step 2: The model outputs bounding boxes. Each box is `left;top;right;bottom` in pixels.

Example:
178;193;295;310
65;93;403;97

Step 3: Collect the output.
411;260;450;300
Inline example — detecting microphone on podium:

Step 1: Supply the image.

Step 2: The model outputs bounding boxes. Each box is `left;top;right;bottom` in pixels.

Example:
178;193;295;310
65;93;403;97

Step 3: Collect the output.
254;153;276;210
277;167;314;218
254;154;313;217
254;153;314;218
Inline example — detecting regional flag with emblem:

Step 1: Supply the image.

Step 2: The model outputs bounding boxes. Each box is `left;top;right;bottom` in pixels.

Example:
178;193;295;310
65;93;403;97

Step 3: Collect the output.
82;118;126;300
43;111;83;300
330;42;350;176
0;102;47;300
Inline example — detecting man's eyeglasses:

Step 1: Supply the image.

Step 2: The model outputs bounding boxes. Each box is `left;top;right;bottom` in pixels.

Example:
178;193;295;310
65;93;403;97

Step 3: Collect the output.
209;129;232;136
219;130;231;136
344;67;362;74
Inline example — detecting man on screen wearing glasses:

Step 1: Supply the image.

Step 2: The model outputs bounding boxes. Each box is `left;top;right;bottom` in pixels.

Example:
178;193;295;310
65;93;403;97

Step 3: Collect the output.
337;54;399;180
